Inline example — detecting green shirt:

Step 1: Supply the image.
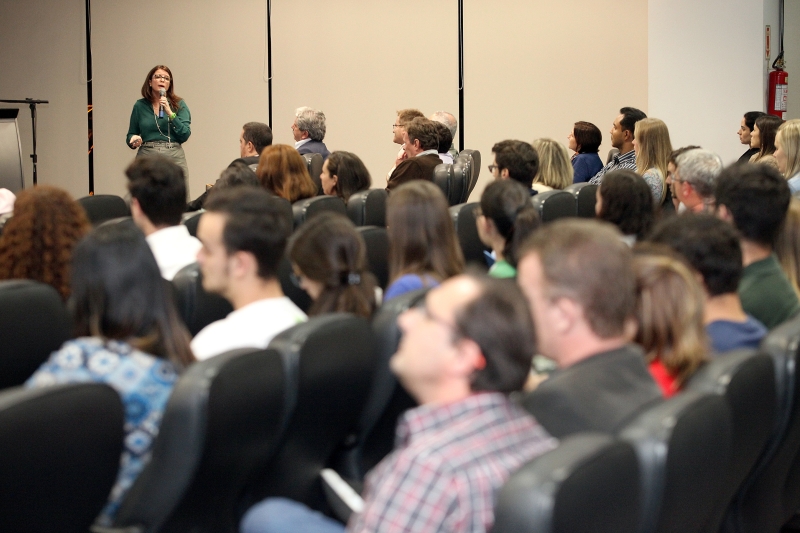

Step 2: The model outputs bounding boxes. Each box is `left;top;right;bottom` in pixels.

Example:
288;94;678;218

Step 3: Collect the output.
126;98;191;146
489;260;516;279
739;254;800;329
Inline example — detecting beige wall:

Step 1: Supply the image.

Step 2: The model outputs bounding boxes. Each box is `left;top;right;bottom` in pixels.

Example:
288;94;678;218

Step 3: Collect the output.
786;0;800;119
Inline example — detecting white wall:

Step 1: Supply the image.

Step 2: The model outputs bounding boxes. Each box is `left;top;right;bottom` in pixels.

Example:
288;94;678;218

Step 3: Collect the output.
785;0;800;119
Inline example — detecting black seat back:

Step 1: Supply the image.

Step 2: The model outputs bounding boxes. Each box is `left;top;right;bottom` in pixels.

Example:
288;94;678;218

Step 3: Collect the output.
0;280;71;389
347;189;387;227
78;194;131;225
493;433;640;533
249;314;376;510
531;190;578;222
182;210;203;238
433;163;469;206
302;153;324;195
564;182;599;218
457;149;481;198
0;383;123;533
357;226;389;290
172;263;233;337
686;350;777;532
114;348;288;533
292;196;347;229
449;202;488;268
98;216;139;231
277;256;312;313
619;391;732;533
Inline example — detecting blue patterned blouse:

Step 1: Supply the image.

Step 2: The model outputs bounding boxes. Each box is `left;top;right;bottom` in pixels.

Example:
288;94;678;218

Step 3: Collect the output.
26;337;179;525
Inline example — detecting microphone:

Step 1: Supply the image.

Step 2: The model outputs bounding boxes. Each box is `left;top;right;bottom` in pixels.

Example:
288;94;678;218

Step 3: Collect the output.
159;88;165;118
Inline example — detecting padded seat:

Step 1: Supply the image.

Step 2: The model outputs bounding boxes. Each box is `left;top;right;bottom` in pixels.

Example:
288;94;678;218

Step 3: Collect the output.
564;182;599;218
277;256;312;313
347;189;387;227
493;433;640;533
356;226;389;290
172;263;233;337
302;153;324;194
78;195;131;226
0;280;71;389
456;149;481;199
449;202;488;268
182;210;203;238
292;196;347;229
531;190;578;222
433;163;469;206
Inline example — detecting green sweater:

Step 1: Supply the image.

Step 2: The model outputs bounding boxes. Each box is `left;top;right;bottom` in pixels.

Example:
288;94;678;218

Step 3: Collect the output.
126;98;191;146
739;254;800;329
489;260;516;279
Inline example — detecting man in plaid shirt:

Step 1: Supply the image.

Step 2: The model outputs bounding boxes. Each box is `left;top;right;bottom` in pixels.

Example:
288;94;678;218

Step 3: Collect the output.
241;274;556;533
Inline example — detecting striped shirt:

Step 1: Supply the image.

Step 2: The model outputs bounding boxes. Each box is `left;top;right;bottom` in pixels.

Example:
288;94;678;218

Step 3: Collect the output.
589;149;637;184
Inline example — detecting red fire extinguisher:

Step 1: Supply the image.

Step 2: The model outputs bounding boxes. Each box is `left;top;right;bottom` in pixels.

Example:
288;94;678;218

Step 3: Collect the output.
769;52;788;119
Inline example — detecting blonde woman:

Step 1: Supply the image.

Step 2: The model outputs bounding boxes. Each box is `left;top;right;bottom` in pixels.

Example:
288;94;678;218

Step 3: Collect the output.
633;118;673;205
531;138;573;192
775;119;800;193
776;198;800;299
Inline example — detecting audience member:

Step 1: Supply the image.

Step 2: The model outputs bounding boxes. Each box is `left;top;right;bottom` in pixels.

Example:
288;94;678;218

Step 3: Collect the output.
191;187;307;359
0;186;90;299
517;219;661;438
127;155;201;280
292;107;330;160
632;251;708;397
432;121;454;164
589;106;647;184
633;118;673;204
665;145;701;211
595;169;654;244
288;212;378;318
320;151;371;202
648;213;768;352
568;121;603;183
738;111;765;162
430;110;459;158
750;114;784;170
531;138;573;192
256;144;318;202
476;180;540;278
775;119;800;193
490;139;539;193
776;198;800;298
715;163;800;328
389;108;425;173
186;162;261;212
232;121;273;169
667;148;723;213
385;181;464;300
26;223;194;525
240;274;556;533
387;117;442;191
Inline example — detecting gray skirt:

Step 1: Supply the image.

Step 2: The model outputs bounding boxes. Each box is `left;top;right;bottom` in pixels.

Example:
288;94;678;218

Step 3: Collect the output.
137;142;189;181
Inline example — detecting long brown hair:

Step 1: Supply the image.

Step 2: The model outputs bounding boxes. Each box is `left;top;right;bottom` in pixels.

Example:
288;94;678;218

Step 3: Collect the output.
257;144;318;202
0;186;90;300
635;118;673;201
387;181;464;283
141;64;183;111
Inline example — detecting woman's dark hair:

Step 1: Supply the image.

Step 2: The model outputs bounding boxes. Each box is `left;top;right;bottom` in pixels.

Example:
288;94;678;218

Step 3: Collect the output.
755;115;785;157
289;212;377;318
573;121;602;154
744;111;766;132
140;64;182;112
325;151;372;202
70;223;194;369
217;162;260;190
479;180;540;267
597;169;655;240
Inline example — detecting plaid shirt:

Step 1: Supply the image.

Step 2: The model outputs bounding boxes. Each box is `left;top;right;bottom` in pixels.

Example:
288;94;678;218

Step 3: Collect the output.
588;149;637;184
347;392;556;533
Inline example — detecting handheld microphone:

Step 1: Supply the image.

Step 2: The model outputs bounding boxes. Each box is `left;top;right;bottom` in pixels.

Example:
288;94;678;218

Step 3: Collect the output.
159;88;166;118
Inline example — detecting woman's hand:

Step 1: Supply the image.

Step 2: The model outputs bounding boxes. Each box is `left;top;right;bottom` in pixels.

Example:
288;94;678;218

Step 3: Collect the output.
130;135;143;148
160;96;173;117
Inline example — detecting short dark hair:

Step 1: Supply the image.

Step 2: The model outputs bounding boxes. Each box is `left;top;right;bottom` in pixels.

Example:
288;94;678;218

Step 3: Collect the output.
573;121;602;154
492;140;539;188
743;111;766;132
452;275;536;393
597;169;655;240
647;213;743;296
715;163;791;247
242;122;273;154
405;117;439;151
325;151;372;202
433;121;453;154
619;107;648;136
480;180;540;267
216;162;260;190
126;155;186;227
204;187;292;280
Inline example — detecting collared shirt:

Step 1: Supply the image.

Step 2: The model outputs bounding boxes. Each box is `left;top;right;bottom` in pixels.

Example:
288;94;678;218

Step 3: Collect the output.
417;149;439;158
588;149;637;184
788;173;800;194
438;153;454;165
146;225;202;280
295;138;312;150
348;392;556;533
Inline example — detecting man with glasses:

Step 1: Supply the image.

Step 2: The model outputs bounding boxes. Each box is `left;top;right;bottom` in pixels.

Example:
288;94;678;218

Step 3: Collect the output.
241;274;556;533
490;140;539;195
666;148;723;213
386;117;443;191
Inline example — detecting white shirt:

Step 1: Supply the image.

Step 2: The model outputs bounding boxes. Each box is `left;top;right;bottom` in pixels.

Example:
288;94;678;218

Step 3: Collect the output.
146;225;202;280
295;139;312;150
191;297;307;360
438;153;454;164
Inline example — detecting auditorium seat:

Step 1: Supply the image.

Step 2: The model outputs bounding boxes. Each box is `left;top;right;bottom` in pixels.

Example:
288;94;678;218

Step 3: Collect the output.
457;149;481;198
247;314;376;511
564;182;599;218
0;383;123;533
111;348;287;533
531;190;578;222
347;189;387;227
98;216;139;231
606;148;620;164
78;194;131;226
292;195;347;229
449;202;489;268
332;290;425;481
356;226;389;290
0;280;71;389
685;349;777;532
619;391;732;533
181;210;203;237
277;256;312;313
172;262;233;337
433;163;469;206
302;153;324;194
492;433;640;533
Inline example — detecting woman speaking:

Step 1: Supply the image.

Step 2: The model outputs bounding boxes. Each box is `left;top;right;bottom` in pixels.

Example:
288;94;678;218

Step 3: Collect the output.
126;65;191;179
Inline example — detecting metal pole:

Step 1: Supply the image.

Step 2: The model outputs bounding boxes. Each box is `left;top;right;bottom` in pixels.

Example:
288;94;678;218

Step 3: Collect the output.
86;0;94;194
267;0;273;129
458;0;464;151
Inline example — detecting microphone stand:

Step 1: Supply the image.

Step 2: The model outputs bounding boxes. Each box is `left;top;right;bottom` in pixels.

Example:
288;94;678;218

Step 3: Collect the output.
0;98;49;186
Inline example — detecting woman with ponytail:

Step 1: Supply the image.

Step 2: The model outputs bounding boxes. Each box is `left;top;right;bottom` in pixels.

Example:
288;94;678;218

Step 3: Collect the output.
288;212;378;318
476;180;541;278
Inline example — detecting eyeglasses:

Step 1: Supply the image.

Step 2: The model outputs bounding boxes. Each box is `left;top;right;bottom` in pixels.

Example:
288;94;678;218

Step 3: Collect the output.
488;164;498;173
392;124;401;129
152;74;171;82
